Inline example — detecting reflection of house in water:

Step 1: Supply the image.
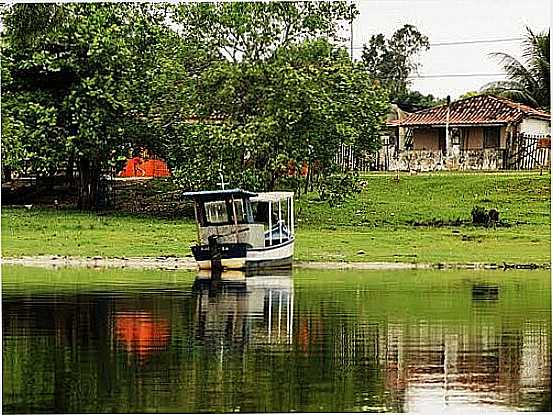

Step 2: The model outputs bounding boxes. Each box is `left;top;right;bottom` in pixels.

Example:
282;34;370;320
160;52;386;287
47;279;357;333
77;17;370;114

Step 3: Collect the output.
193;271;294;347
378;319;551;411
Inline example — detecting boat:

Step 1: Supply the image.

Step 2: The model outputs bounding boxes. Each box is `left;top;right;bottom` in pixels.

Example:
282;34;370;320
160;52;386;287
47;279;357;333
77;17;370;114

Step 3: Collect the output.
183;189;295;271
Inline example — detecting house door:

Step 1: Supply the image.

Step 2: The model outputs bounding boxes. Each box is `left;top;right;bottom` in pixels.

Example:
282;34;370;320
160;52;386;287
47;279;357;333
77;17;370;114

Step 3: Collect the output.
438;129;446;155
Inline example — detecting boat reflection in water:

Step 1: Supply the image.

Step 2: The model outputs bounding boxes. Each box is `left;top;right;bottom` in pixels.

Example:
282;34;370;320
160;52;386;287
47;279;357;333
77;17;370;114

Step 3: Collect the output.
192;268;294;346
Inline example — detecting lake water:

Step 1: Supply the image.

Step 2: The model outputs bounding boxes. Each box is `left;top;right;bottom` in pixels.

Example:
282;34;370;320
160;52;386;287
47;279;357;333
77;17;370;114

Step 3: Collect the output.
2;265;551;413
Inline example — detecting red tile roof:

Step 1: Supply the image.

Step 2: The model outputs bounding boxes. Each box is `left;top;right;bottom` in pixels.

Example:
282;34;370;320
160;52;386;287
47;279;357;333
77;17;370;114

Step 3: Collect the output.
387;95;550;127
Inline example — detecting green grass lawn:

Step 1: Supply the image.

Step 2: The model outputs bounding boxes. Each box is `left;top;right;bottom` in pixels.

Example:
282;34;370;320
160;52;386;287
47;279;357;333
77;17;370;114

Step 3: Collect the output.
2;171;550;264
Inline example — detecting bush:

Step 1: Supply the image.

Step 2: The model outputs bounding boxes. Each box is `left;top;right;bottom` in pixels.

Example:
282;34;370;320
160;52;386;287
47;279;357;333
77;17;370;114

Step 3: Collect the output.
317;172;363;206
471;206;500;227
471;206;489;225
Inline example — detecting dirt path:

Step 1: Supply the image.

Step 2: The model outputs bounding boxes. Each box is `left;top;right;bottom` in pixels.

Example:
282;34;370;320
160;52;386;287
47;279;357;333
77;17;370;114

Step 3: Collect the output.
1;256;548;271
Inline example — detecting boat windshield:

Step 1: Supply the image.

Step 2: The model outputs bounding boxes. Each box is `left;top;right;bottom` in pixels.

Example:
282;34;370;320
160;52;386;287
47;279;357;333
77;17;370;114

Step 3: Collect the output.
205;201;229;224
201;197;252;226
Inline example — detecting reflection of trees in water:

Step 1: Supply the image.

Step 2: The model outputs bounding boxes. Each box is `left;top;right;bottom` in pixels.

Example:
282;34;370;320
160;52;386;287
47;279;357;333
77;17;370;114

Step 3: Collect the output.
2;276;551;413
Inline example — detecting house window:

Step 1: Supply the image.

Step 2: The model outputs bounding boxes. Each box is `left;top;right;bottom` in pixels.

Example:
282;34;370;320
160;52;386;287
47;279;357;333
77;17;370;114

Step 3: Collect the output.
451;128;461;145
404;128;413;150
484;127;500;148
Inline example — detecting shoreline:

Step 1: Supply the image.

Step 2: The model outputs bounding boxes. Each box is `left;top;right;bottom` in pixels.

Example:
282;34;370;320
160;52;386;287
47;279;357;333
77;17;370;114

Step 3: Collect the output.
1;256;549;271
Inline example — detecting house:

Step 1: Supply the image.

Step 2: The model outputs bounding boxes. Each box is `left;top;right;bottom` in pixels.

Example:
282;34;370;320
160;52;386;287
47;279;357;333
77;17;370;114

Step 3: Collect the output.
386;94;551;171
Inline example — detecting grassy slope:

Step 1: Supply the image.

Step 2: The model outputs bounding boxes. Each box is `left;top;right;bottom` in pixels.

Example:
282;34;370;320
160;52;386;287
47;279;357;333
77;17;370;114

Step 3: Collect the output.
2;172;550;264
296;171;550;263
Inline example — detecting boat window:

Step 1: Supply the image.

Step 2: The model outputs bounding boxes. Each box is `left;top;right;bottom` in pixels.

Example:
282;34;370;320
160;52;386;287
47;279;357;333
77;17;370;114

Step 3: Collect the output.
204;201;229;225
233;199;247;223
253;201;267;223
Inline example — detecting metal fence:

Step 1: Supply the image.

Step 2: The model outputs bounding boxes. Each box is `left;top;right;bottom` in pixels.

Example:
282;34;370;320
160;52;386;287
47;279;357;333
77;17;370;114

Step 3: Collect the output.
505;133;551;170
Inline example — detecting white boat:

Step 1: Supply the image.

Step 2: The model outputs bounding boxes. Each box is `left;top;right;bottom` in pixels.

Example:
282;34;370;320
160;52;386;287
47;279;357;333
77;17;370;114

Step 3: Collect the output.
184;189;295;271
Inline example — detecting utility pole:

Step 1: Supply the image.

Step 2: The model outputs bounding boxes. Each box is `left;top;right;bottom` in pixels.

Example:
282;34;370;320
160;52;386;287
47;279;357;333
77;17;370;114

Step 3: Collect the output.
445;95;451;156
350;0;354;65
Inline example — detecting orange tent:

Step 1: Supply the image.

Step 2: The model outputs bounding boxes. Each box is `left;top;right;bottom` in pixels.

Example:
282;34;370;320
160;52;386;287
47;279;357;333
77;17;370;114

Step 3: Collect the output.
118;156;171;178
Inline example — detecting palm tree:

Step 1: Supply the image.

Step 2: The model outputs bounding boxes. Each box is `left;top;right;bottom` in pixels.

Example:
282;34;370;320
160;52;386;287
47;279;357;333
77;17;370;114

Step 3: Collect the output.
483;27;550;111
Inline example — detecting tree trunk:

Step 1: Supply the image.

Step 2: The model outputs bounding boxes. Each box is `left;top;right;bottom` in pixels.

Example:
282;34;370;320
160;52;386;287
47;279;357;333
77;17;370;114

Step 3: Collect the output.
303;161;311;195
65;153;75;189
77;158;100;210
3;166;12;182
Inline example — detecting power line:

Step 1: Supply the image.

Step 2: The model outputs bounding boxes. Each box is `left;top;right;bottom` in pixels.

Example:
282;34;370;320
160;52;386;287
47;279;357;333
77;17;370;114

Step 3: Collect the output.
430;37;523;46
344;37;524;50
407;73;507;79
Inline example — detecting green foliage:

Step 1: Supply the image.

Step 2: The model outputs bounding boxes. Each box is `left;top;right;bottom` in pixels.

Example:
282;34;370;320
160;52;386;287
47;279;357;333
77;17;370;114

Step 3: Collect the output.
174;2;357;62
457;90;482;100
393;90;446;112
316;172;363;206
2;2;380;206
483;26;550;110
1;3;208;207
471;205;489;224
361;24;429;101
1;95;62;175
168;38;388;192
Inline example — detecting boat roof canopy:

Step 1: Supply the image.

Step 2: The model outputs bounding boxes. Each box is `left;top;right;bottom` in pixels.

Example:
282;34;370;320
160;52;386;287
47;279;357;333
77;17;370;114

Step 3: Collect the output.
183;188;258;201
250;191;294;202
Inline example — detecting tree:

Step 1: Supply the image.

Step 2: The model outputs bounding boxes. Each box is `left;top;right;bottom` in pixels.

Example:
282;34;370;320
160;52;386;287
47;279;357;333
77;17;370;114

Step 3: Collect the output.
392;90;445;112
173;2;357;63
166;39;388;192
483;27;550;110
2;4;207;208
457;90;482;100
361;24;429;101
162;2;390;193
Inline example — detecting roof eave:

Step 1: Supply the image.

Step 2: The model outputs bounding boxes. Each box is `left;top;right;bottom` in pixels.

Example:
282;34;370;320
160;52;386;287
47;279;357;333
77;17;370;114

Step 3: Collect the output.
394;121;510;128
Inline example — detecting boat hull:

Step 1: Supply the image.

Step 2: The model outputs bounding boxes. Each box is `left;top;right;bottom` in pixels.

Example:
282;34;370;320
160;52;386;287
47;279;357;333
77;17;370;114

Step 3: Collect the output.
192;239;294;270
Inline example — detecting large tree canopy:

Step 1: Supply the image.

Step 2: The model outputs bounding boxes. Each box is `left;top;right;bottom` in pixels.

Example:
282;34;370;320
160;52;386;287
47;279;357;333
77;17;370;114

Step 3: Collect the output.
173;2;357;62
165;38;388;192
2;2;388;207
483;27;550;111
2;3;209;208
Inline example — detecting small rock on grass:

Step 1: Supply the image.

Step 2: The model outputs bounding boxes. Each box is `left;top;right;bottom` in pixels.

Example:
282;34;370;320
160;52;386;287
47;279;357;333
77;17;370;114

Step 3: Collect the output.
356;250;365;255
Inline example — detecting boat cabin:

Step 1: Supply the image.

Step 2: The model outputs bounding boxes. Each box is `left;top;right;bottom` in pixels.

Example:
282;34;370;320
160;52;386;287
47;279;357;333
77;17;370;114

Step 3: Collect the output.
184;189;294;249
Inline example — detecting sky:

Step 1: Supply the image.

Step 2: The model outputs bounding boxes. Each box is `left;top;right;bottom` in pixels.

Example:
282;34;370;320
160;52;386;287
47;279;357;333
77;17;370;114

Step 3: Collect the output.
347;0;551;99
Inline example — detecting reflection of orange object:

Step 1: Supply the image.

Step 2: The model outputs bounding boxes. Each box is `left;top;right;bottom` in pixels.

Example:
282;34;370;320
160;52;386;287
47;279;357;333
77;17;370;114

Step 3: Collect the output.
114;312;170;360
299;318;309;352
118;156;171;177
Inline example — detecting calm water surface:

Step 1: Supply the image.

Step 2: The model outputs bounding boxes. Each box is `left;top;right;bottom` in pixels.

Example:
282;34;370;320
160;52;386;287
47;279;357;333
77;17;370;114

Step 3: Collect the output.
2;266;551;413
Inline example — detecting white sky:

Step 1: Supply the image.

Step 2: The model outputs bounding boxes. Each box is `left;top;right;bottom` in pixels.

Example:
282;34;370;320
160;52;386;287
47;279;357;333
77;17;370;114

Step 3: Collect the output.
348;0;551;99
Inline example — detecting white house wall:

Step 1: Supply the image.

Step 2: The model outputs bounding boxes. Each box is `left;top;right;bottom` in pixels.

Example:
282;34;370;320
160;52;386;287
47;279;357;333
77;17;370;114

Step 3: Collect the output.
520;118;551;136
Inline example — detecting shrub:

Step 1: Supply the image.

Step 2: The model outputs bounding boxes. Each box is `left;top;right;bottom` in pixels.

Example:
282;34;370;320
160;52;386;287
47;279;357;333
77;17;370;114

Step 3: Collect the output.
471;206;489;225
317;172;363;206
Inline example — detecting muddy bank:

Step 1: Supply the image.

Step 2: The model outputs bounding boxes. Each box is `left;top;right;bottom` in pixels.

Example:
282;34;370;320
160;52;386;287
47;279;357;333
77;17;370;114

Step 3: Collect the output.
2;255;197;270
1;256;549;271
